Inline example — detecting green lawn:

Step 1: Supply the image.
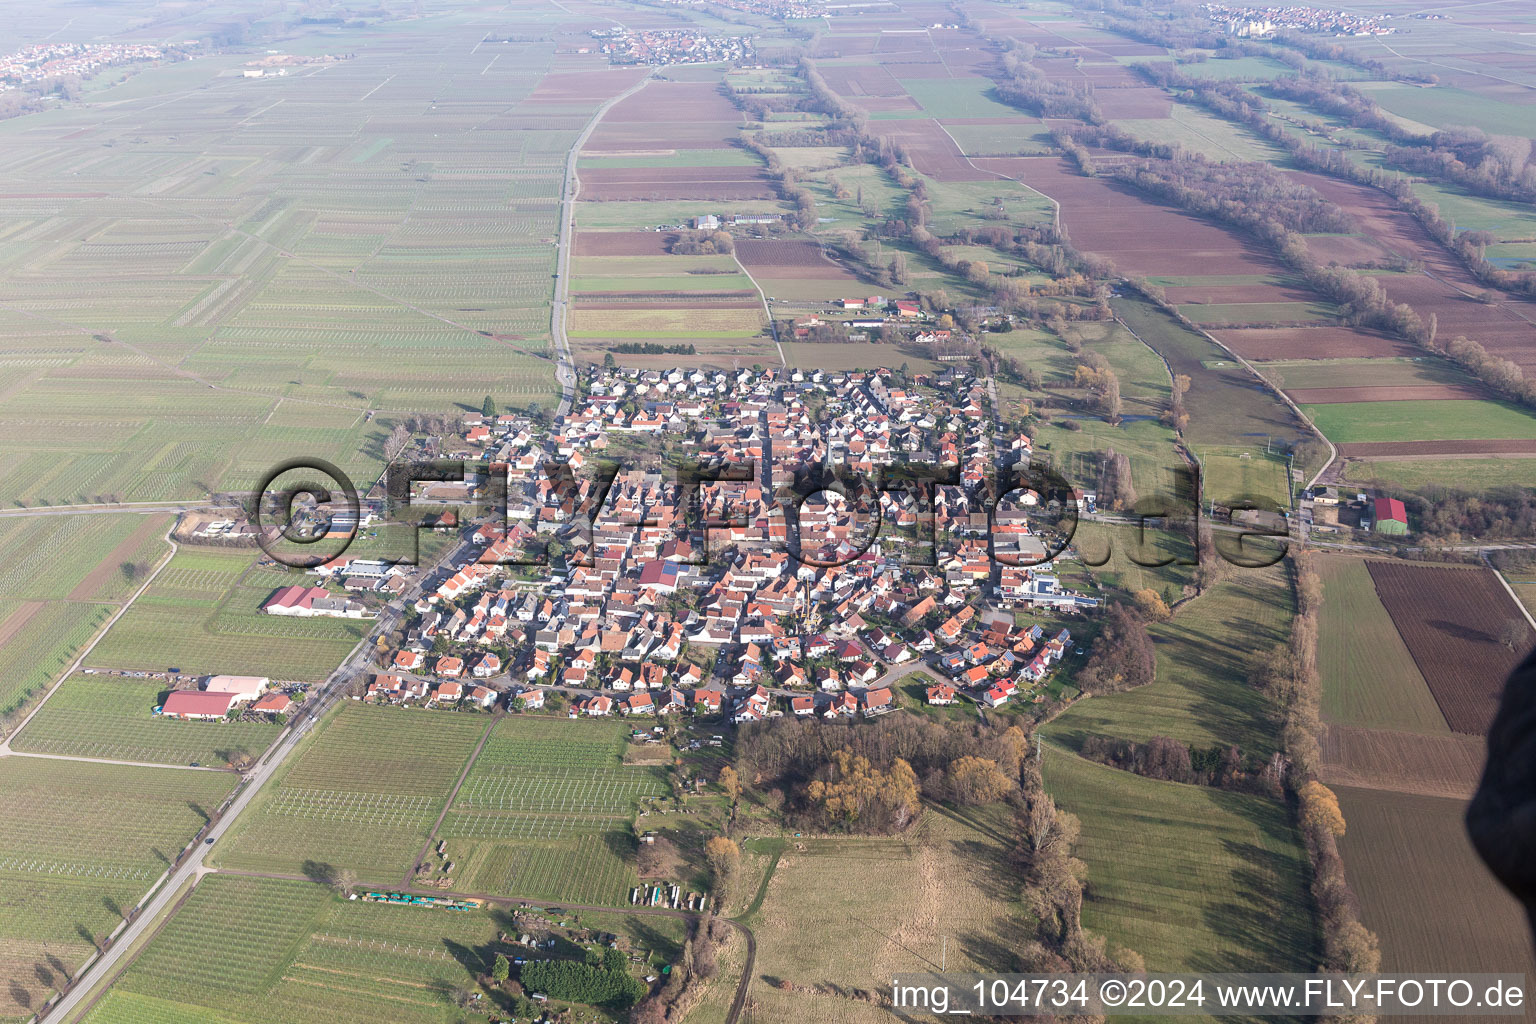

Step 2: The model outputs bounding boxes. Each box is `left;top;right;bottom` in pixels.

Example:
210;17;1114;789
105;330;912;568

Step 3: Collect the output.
1339;456;1536;493
1043;747;1317;971
897;77;1020;119
1314;557;1447;733
1301;399;1536;443
1044;565;1292;758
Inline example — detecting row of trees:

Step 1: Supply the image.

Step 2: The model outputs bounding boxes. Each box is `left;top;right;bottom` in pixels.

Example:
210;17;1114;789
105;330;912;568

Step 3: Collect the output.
1151;73;1536;401
1254;552;1382;979
1080;734;1287;797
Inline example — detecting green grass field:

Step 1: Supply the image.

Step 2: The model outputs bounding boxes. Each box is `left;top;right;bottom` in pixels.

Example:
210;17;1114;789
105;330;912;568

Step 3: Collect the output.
1339;456;1536;492
1315;557;1447;733
11;675;282;766
0;757;237;1017
1180;300;1336;325
1258;357;1472;391
216;704;489;882
1199;444;1293;509
1361;81;1536;137
89;549;369;681
1043;747;1317;971
1045;565;1293;758
897;77;1020;120
1301;399;1536;443
1116;101;1290;164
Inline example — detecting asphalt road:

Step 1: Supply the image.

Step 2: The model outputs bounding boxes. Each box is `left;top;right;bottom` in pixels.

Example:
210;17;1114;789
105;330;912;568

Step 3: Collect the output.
37;534;470;1024
549;68;654;418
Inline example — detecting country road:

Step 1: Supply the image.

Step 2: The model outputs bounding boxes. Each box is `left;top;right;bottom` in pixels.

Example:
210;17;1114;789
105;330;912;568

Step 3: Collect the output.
36;534;472;1024
550;68;655;418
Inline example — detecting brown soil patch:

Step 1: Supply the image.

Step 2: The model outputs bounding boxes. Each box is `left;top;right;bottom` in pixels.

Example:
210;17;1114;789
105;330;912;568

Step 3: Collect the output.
0;600;45;649
1336;438;1536;457
525;67;652;104
1285;384;1490;404
1214;326;1420;360
1165;282;1317;305
1304;233;1390;266
1318;724;1485;799
977;156;1282;277
572;231;675;257
605;82;743;123
869;119;989;181
67;513;171;601
1366;561;1530;734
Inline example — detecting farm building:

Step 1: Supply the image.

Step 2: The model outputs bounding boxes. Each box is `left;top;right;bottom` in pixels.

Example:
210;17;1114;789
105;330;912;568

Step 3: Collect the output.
162;690;240;720
262;584;370;618
251;692;293;715
1373;497;1409;535
203;675;269;701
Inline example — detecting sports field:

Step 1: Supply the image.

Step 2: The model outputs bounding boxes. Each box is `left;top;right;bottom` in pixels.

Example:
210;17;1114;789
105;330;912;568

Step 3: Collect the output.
0;757;236;1018
11;675;282;766
89;549;369;681
1044;748;1315;972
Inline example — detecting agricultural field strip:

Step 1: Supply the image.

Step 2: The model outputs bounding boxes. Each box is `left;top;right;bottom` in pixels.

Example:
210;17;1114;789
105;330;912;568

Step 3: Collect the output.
267;789;439;827
455;766;664;811
0;857;157;881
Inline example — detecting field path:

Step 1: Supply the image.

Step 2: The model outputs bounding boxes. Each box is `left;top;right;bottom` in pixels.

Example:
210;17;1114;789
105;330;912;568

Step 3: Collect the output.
731;250;787;367
0;520;180;749
551;68;657;417
404;711;501;887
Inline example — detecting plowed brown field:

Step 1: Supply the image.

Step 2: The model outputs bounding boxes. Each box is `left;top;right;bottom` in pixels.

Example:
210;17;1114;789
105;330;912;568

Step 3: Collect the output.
1367;561;1530;734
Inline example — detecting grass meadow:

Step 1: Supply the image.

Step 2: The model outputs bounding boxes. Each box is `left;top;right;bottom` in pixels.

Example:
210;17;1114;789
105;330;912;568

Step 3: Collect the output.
1314;557;1447;734
1301;399;1536;444
1045;565;1293;757
1043;747;1316;972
